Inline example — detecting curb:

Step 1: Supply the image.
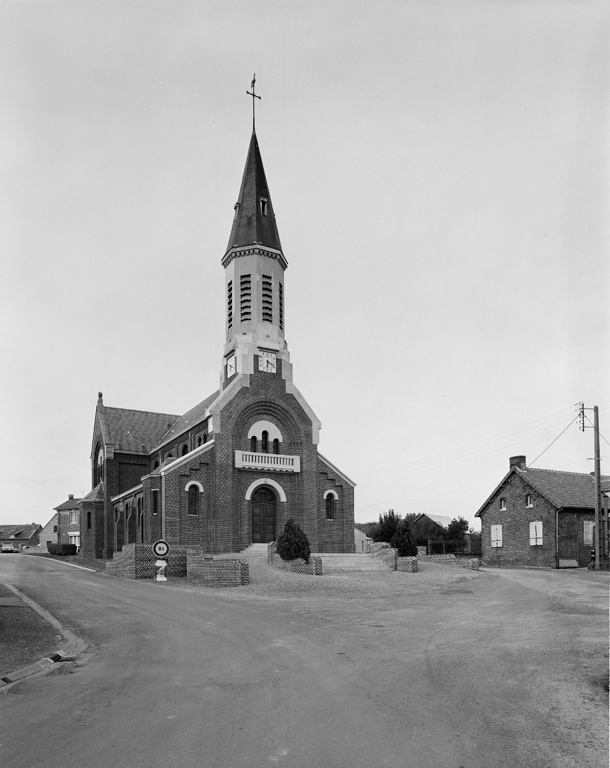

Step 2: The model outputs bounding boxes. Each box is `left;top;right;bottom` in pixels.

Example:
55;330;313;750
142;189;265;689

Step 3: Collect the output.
22;553;98;572
0;585;87;691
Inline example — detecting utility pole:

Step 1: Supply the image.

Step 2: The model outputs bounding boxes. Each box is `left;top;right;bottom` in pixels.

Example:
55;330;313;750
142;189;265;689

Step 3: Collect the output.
594;405;601;570
579;403;603;569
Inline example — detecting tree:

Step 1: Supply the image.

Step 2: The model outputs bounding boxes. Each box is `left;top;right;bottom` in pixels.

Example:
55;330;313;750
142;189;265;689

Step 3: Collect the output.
371;509;401;544
392;518;418;557
446;517;469;542
276;518;311;563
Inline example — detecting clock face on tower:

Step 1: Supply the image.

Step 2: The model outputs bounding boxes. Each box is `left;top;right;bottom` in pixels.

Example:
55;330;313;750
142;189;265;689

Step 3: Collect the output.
226;355;236;377
258;351;277;373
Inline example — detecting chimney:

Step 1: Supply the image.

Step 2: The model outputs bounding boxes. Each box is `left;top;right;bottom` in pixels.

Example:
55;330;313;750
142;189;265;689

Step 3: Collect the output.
510;455;526;471
68;494;74;500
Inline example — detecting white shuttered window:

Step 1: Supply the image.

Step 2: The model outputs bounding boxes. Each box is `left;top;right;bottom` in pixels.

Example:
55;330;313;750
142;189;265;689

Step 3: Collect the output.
529;521;543;545
583;520;594;546
491;524;503;547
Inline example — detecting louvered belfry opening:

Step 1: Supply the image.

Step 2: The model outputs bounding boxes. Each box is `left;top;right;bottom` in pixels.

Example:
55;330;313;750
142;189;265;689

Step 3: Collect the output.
262;274;273;322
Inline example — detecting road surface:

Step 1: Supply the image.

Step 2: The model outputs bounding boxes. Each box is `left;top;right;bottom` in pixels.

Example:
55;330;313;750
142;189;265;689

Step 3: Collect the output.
0;556;607;768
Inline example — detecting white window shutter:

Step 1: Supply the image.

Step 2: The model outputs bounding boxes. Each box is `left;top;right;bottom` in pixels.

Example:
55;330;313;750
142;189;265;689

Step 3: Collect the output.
583;520;594;546
530;521;542;545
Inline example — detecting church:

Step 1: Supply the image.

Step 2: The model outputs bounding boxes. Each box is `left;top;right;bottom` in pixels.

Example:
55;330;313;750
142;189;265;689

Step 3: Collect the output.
79;125;355;561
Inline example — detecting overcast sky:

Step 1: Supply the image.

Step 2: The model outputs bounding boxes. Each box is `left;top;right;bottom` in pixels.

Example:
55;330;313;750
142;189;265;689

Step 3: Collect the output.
1;1;608;530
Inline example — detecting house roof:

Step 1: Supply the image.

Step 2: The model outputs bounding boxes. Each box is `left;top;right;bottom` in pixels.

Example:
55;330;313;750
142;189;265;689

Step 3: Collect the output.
0;524;41;541
413;513;451;528
521;468;609;509
54;496;82;511
153;390;219;451
475;466;610;517
101;405;181;455
225;131;283;255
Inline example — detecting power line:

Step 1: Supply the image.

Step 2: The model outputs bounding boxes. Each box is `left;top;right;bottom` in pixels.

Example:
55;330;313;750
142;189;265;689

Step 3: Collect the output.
528;415;580;467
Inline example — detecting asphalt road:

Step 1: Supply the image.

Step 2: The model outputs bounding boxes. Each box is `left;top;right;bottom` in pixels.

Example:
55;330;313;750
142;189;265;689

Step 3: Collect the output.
0;556;607;768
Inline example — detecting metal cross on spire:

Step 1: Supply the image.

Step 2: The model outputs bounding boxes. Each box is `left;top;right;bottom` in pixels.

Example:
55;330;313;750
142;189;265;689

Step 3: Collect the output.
246;74;261;131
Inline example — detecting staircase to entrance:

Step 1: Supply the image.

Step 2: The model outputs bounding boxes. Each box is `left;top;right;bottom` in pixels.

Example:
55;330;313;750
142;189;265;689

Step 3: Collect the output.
313;553;394;573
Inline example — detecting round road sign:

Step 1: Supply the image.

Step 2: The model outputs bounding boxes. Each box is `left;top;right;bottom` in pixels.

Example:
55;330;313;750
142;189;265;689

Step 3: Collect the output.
152;539;170;558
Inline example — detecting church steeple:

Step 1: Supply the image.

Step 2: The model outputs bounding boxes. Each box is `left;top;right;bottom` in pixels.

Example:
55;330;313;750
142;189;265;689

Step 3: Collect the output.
225;131;282;254
220;129;291;392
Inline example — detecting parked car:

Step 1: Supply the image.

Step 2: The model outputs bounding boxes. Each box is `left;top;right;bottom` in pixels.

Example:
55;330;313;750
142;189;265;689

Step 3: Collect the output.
1;544;19;553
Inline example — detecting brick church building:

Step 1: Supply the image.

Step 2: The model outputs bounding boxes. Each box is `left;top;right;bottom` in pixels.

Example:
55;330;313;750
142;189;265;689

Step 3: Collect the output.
79;128;355;561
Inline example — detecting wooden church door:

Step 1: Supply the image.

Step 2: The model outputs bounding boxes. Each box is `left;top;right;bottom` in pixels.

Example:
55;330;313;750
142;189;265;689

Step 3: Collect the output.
251;487;277;543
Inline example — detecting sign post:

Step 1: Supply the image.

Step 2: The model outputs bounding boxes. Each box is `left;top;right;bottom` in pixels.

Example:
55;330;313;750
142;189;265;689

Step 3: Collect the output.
152;539;170;582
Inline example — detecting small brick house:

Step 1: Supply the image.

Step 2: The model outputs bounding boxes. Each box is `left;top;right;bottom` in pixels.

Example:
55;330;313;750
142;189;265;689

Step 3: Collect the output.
78;128;356;561
476;455;609;568
54;495;82;548
37;514;59;550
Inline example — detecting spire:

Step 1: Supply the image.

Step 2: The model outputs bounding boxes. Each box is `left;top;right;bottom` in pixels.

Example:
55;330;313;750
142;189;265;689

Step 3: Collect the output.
225;131;282;254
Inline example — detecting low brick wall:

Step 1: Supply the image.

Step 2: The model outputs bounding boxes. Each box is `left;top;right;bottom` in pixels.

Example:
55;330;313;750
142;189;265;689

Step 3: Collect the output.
370;542;397;571
187;552;249;587
397;556;418;572
417;554;480;570
269;553;323;576
105;544;190;579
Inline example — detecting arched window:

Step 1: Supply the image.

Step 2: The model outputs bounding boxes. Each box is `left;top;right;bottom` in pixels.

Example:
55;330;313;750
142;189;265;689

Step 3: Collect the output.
325;494;336;520
203;433;208;444
251;435;257;452
273;438;279;454
188;485;199;516
95;446;104;486
87;511;92;530
182;444;188;457
198;436;202;447
261;430;268;453
154;460;160;469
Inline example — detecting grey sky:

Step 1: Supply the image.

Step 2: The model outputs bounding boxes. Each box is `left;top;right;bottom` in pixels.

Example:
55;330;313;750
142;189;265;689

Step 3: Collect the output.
1;1;608;529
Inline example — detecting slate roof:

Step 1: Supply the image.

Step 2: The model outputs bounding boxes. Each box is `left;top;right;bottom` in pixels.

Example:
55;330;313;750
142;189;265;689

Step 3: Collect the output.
82;483;105;502
225;131;283;255
54;496;82;511
153;390;219;451
519;468;609;509
0;524;41;541
476;466;610;517
102;406;180;454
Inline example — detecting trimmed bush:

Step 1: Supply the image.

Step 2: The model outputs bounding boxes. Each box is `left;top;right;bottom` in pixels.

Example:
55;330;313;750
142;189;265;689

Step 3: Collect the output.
276;518;311;563
47;543;77;556
392;519;418;557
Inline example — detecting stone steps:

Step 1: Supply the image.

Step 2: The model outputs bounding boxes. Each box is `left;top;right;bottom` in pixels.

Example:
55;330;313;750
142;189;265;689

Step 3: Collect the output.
314;553;392;573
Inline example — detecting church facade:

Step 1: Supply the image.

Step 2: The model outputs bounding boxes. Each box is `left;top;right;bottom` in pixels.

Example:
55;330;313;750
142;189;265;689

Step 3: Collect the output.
80;129;355;561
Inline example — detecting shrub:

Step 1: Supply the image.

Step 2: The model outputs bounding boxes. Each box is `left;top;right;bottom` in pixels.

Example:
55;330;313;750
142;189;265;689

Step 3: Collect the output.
47;543;77;556
276;518;311;563
392;519;418;557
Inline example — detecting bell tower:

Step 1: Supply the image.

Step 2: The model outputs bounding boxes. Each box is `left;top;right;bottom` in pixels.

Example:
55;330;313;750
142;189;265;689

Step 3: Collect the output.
220;130;291;390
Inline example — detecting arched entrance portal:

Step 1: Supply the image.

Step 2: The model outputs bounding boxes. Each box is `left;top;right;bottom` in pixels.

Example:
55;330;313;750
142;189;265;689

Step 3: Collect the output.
251;487;277;543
